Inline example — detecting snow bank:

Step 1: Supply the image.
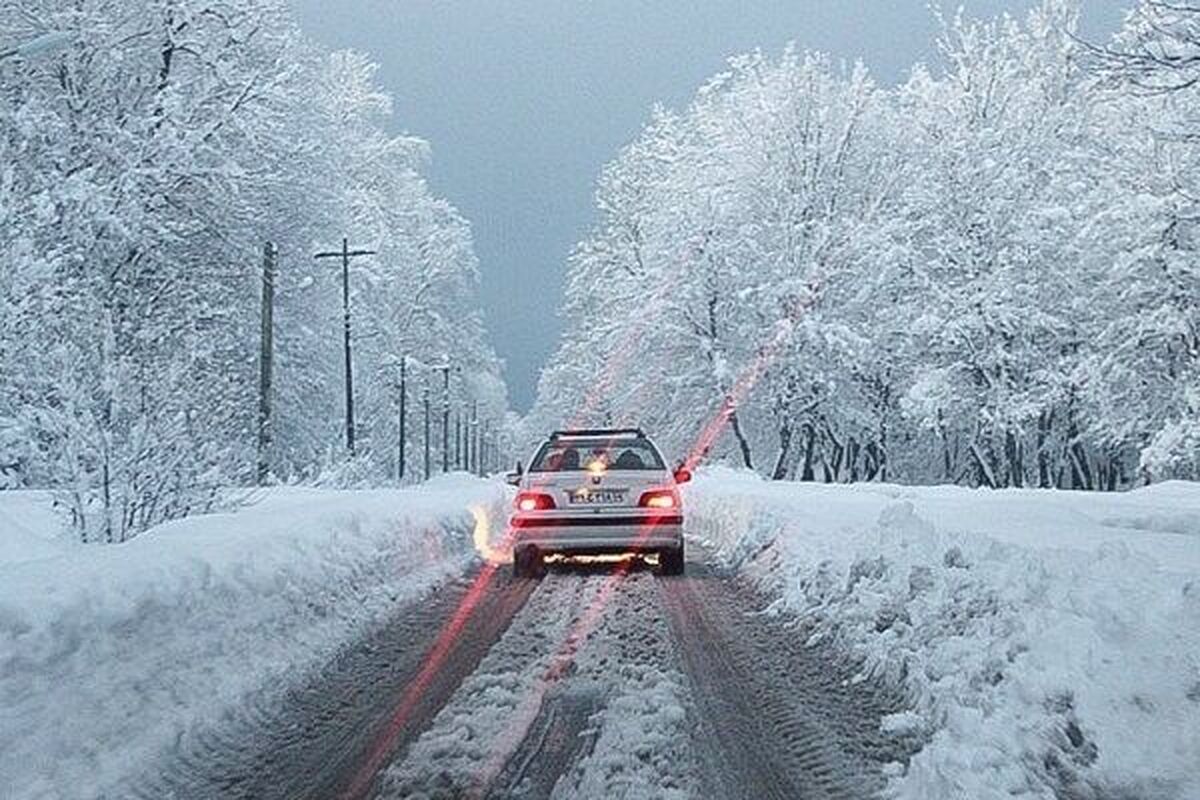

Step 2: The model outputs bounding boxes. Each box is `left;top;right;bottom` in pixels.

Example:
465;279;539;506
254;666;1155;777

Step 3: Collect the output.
0;475;506;800
688;469;1200;800
0;490;71;564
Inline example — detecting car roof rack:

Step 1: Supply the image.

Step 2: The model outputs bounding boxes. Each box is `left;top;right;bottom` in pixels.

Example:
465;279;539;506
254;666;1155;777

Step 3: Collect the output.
550;427;645;440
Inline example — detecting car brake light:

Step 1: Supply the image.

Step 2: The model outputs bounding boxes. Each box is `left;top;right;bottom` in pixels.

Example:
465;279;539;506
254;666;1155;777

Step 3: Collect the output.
638;489;679;509
515;492;556;511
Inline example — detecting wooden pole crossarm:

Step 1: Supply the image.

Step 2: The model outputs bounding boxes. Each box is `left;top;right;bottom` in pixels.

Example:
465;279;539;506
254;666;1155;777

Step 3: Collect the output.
312;239;377;455
314;250;376;259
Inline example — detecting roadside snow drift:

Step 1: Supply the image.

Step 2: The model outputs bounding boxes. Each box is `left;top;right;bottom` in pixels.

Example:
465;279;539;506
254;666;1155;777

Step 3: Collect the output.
0;476;505;800
688;469;1200;800
0;490;71;564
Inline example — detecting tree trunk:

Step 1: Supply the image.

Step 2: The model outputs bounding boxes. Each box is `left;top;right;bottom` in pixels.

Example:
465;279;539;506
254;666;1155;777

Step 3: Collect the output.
800;423;817;482
969;441;997;488
1036;410;1053;488
771;421;792;480
1068;442;1094;490
729;408;754;470
1005;429;1023;488
937;409;953;480
878;429;888;483
1103;452;1121;491
822;419;844;482
864;442;882;482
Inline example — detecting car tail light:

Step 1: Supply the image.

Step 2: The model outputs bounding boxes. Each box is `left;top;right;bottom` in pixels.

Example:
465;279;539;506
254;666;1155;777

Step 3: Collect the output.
515;492;556;511
638;489;679;509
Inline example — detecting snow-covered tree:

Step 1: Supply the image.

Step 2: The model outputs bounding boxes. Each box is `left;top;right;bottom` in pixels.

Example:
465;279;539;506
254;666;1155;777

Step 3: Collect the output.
532;0;1192;488
1084;0;1200;480
0;1;507;538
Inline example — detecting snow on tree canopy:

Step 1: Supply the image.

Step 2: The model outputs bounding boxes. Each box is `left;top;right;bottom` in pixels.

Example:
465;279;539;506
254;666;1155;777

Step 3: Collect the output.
0;0;508;540
529;0;1199;489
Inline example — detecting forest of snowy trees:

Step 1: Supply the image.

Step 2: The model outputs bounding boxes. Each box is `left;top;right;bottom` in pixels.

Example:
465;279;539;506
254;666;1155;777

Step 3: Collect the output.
0;1;508;540
3;1;1197;544
530;1;1200;489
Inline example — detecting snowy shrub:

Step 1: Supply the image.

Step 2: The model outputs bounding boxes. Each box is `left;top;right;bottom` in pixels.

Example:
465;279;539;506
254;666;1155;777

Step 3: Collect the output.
1142;413;1200;481
0;416;30;489
312;450;386;489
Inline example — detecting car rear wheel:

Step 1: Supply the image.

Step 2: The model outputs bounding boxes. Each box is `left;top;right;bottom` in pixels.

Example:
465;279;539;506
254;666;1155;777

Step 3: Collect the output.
660;544;685;576
512;546;545;580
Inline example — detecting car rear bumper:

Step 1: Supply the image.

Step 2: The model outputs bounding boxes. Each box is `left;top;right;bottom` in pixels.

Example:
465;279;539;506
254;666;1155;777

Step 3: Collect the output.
509;513;683;554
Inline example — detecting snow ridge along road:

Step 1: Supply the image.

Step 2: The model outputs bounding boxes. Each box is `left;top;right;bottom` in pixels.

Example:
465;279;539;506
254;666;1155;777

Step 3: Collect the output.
689;470;1200;799
0;480;509;800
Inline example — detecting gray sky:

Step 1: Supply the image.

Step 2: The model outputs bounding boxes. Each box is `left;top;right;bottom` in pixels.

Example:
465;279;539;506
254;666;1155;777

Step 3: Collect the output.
288;1;1124;411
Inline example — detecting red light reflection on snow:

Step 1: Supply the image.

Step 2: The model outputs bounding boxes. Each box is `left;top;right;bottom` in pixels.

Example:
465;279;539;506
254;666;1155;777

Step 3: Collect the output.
681;318;795;472
468;291;818;792
338;556;509;800
342;282;816;797
466;545;648;795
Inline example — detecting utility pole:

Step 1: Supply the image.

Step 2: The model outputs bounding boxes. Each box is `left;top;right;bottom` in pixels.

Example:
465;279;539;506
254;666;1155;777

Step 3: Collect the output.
256;242;276;486
423;384;431;481
397;356;407;482
313;238;375;455
463;403;471;472
439;363;451;473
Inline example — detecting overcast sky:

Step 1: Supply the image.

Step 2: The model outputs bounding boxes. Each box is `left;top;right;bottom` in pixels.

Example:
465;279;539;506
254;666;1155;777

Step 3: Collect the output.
288;0;1125;411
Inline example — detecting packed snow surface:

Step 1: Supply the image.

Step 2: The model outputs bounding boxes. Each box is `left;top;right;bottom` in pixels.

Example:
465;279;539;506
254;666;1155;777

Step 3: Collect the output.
0;476;504;800
687;469;1200;800
379;570;696;799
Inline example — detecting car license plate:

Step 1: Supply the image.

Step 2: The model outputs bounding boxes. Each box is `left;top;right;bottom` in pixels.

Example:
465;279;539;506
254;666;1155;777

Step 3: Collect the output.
568;488;627;505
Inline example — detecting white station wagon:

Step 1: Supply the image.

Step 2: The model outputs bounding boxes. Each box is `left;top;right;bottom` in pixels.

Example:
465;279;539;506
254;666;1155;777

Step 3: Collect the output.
506;428;690;578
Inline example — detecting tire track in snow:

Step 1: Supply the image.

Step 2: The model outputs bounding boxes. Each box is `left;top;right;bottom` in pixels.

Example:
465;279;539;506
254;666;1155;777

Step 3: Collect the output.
376;571;599;798
129;549;914;800
660;559;914;800
484;684;603;799
124;565;535;800
545;568;697;800
378;567;700;800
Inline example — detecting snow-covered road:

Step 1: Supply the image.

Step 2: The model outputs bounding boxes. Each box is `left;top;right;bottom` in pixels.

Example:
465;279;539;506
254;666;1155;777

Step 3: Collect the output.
130;555;911;800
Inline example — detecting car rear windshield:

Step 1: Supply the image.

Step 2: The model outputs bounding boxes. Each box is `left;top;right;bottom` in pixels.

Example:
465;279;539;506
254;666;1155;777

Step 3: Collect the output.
529;438;665;472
